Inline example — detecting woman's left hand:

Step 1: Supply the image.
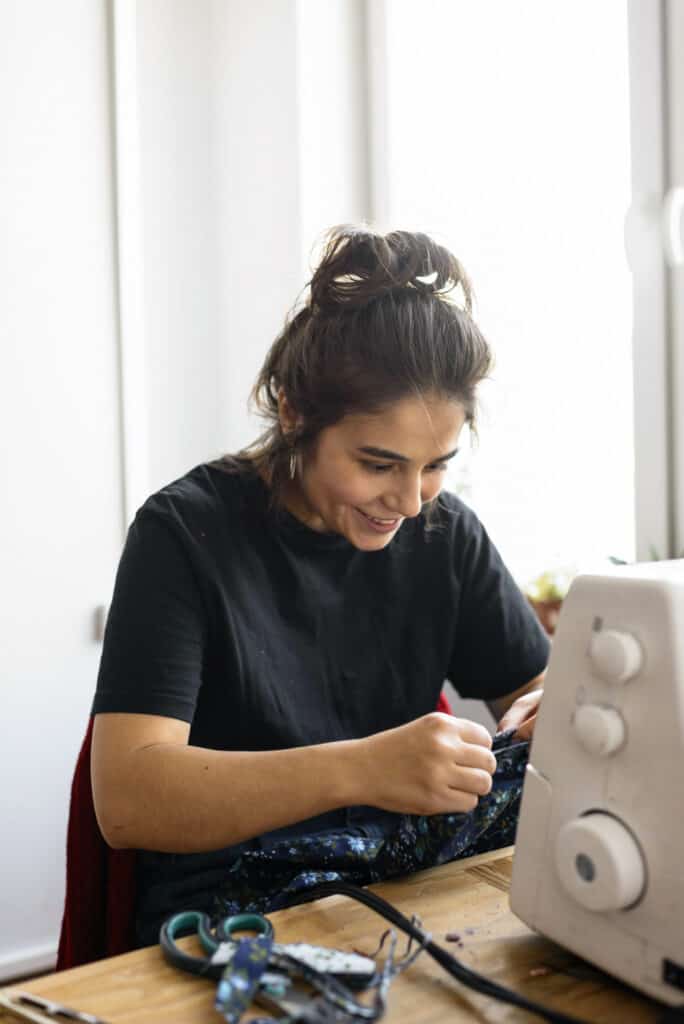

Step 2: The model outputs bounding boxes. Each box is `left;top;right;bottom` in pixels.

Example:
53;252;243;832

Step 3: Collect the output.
496;688;543;741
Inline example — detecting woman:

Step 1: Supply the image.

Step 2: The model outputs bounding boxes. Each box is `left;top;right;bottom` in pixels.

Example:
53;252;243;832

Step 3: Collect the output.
91;225;549;946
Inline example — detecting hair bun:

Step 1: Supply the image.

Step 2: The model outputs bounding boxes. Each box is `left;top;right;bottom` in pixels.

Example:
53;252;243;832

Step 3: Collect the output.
309;225;473;313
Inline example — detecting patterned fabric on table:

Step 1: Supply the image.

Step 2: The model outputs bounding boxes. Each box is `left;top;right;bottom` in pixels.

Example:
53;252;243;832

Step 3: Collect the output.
210;730;528;920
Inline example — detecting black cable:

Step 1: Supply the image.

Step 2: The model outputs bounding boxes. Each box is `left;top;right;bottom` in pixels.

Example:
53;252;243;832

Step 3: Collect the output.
298;881;593;1024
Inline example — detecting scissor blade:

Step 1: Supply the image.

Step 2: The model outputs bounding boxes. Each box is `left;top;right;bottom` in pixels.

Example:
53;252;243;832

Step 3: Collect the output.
256;987;358;1024
211;938;375;982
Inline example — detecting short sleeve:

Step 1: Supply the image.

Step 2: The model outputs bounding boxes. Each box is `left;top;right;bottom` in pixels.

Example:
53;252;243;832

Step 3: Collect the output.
92;511;208;722
447;510;550;700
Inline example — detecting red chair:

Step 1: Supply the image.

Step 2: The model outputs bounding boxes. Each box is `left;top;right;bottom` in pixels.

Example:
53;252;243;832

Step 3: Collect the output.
57;719;136;969
435;691;452;716
57;692;454;970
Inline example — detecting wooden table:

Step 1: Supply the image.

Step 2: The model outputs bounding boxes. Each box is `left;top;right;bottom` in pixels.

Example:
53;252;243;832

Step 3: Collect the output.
0;847;664;1023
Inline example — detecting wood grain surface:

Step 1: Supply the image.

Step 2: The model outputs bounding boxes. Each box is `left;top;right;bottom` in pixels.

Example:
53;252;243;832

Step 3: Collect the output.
0;847;664;1023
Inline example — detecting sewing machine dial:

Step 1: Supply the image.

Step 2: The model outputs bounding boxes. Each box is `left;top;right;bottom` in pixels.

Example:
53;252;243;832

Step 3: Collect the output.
555;812;646;912
588;629;643;683
573;704;626;756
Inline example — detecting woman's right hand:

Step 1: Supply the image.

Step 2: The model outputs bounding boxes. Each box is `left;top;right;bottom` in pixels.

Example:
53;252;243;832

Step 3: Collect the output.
356;713;497;816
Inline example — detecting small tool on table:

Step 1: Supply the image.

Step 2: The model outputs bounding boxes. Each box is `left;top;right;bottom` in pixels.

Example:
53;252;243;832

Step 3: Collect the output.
160;909;383;1023
0;990;109;1024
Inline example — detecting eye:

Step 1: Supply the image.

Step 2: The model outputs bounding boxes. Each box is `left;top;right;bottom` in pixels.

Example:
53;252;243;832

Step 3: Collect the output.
425;462;449;473
360;460;394;474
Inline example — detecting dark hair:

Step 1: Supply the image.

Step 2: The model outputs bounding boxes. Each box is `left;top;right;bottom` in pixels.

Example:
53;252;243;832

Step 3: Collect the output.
223;225;493;507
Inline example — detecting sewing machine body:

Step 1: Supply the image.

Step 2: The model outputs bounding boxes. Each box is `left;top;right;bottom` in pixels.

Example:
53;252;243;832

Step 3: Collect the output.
510;562;684;1006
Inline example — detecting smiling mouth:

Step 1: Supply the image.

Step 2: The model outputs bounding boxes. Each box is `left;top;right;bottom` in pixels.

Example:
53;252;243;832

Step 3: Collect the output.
356;509;401;527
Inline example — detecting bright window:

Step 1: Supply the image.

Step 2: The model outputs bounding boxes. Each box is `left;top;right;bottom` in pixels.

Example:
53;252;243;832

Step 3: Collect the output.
381;0;635;583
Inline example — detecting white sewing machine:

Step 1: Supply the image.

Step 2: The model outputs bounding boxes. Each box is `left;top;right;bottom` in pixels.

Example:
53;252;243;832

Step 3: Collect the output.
510;561;684;1007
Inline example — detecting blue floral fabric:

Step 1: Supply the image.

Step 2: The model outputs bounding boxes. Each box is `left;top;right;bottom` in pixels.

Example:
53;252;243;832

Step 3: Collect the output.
210;731;528;920
136;731;528;946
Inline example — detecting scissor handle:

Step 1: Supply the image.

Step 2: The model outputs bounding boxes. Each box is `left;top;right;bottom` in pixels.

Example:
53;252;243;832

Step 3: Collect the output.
160;910;222;978
216;912;274;942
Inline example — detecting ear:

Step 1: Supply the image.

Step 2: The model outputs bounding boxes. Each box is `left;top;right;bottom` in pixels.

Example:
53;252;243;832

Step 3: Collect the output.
277;389;303;436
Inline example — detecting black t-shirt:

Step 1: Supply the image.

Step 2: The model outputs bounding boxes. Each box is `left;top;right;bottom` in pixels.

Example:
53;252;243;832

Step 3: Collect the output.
93;462;549;742
93;462;549;944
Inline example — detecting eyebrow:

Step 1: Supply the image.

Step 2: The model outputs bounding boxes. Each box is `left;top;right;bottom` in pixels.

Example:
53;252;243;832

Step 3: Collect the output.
357;446;460;463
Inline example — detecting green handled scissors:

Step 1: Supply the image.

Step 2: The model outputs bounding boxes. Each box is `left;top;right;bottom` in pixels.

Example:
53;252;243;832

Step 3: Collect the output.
161;910;380;1022
160;910;377;986
160;910;273;979
161;911;275;1023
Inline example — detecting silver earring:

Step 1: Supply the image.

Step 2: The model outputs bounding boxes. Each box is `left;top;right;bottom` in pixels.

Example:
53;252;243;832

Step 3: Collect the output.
289;448;297;480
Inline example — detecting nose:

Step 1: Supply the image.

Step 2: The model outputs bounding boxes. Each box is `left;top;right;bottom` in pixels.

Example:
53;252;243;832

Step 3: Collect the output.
384;472;423;519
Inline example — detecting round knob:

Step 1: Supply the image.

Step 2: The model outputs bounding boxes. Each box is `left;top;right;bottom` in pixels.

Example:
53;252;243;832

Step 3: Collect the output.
555;813;645;912
589;629;642;683
573;704;626;756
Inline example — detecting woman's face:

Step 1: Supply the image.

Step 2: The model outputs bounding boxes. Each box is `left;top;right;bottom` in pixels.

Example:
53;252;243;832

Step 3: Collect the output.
282;393;467;551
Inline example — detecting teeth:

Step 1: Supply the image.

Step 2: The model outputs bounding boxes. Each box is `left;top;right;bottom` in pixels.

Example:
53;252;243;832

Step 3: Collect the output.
357;508;398;525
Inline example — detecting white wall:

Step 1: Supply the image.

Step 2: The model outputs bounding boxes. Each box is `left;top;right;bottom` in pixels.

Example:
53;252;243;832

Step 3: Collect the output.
0;0;378;981
0;0;123;979
137;0;372;481
137;0;222;494
296;0;371;275
211;0;304;455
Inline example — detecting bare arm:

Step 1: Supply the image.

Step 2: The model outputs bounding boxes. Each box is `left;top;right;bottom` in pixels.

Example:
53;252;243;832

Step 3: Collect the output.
91;710;498;853
91;713;364;852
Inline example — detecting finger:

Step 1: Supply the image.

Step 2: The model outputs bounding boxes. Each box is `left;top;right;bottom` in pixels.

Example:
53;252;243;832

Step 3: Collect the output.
453;742;497;775
513;715;536;741
497;705;534;733
443;790;479;814
448;765;493;798
450;718;493;749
